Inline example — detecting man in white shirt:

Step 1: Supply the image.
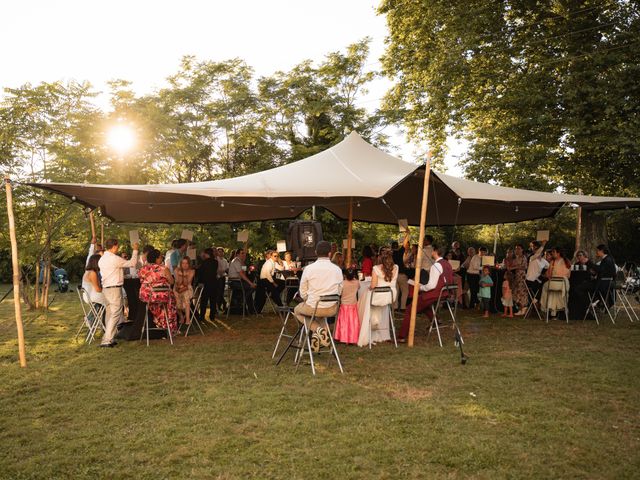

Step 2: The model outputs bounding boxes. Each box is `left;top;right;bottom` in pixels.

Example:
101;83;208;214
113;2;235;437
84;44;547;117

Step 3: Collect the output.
399;245;453;341
466;246;486;309
215;247;229;312
256;250;285;312
294;241;344;351
165;240;178;274
526;240;548;301
98;238;139;347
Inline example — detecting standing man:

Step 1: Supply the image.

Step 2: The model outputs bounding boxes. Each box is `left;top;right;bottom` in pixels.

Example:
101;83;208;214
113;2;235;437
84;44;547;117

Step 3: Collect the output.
170;239;188;273
98;238;139;348
197;248;219;323
294;241;344;351
392;231;410;311
215;247;229;313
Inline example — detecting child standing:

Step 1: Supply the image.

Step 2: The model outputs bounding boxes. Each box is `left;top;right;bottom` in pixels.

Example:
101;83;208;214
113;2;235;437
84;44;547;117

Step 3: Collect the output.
334;269;360;344
479;265;494;318
501;277;514;317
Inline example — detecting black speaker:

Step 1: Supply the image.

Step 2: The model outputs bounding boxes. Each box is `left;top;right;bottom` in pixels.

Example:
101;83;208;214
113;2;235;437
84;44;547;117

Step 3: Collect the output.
287;221;324;262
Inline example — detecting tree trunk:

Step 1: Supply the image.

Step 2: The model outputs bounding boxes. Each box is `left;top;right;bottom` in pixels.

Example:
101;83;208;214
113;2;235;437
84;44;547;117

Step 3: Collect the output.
34;261;40;309
576;209;608;258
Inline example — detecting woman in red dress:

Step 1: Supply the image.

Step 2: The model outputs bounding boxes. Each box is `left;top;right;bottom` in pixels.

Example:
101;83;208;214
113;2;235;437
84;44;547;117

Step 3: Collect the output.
361;245;374;277
139;249;178;333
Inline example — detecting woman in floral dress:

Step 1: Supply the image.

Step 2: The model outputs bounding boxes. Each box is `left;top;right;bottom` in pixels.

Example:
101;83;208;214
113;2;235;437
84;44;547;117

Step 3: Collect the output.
139;249;178;333
508;244;529;316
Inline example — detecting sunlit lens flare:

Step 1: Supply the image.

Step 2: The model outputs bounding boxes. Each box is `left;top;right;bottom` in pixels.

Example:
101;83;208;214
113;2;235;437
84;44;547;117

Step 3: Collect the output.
106;125;136;155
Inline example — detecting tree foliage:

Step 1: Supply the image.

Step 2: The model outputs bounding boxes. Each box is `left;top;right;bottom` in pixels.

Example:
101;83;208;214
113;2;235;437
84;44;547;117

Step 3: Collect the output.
380;0;640;195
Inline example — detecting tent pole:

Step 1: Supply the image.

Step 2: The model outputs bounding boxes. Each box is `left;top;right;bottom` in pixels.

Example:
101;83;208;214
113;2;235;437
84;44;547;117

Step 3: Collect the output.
408;153;432;348
575;206;582;252
4;177;27;367
100;220;104;246
346;198;353;267
493;224;499;255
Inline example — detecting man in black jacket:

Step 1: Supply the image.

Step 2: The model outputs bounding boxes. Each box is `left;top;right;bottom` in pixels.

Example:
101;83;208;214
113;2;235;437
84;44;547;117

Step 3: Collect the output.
197;248;219;323
592;244;617;303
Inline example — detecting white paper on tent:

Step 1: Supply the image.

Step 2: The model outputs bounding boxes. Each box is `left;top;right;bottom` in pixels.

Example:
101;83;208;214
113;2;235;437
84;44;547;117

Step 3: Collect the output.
277;240;287;252
448;259;460;271
342;238;355;249
481;255;495;266
181;229;193;241
398;219;409;233
129;230;139;245
187;248;197;261
536;230;550;241
237;230;249;243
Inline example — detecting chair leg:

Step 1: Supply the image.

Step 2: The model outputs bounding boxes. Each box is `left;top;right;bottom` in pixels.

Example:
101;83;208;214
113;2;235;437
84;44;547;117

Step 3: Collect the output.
389;306;398;348
324;318;344;374
272;311;290;359
164;306;174;345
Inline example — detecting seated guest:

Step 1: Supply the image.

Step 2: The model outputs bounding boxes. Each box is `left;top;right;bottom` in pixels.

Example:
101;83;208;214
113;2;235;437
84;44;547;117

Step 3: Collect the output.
197;248;218;323
139;249;178;334
331;251;344;269
82;254;106;326
282;251;297;270
334;268;360;345
361;245;374;277
228;249;256;313
256;250;285;312
358;248;399;347
585;245;617;305
174;256;195;326
525;240;548;302
398;245;453;341
540;247;571;317
294;241;344;352
329;242;338;261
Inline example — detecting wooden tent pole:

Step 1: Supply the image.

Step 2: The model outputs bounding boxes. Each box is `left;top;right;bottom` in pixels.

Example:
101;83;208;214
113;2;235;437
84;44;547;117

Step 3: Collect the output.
100;220;104;246
4;177;27;367
346;198;353;267
408;153;432;348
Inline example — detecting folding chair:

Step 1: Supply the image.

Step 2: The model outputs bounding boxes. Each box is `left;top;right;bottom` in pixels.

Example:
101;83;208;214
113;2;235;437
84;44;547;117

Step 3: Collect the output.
140;285;175;346
613;270;639;322
271;304;296;359
184;284;205;336
428;284;463;348
75;286;105;344
545;277;570;323
524;282;543;321
282;275;300;305
583;278;614;325
367;286;398;349
226;279;257;320
275;294;343;375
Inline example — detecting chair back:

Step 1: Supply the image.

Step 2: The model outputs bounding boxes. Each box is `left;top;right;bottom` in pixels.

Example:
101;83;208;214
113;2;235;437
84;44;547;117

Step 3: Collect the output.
548;277;566;292
370;286;393;307
76;286;90;317
313;294;341;318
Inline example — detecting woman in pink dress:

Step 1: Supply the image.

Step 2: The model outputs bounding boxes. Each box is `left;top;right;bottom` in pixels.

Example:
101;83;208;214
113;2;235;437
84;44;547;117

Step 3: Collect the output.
139;249;178;333
334;269;360;344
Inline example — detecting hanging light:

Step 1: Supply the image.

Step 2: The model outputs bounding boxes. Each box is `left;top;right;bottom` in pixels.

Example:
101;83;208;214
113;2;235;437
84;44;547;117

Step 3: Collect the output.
356;201;361;208
220;201;225;208
515;206;519;213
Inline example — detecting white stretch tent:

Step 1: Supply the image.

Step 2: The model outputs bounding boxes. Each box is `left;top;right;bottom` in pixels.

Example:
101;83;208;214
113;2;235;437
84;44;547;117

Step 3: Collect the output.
29;132;640;225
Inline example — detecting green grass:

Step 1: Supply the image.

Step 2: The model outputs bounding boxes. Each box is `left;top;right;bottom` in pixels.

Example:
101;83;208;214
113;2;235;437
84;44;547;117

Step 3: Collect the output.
1;286;640;479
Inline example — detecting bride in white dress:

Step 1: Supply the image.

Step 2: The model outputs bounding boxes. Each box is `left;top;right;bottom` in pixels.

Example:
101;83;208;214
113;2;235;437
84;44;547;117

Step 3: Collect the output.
358;249;399;347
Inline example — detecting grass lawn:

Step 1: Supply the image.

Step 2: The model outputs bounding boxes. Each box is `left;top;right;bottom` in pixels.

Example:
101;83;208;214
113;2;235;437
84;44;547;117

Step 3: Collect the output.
1;285;639;479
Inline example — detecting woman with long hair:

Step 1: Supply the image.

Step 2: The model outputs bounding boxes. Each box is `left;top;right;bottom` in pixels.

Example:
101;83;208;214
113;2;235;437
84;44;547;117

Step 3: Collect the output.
358;248;399;347
139;249;178;333
540;247;572;318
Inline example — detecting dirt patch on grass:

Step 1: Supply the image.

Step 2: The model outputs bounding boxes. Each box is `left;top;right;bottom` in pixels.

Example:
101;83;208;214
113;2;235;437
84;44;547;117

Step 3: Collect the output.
388;385;433;402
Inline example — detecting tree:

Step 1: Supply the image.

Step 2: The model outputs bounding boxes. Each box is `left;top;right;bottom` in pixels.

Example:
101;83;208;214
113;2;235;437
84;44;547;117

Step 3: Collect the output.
379;0;640;195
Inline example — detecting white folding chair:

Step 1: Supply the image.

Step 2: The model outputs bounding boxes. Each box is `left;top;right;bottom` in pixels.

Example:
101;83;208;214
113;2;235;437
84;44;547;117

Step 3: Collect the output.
226;279;257;320
368;286;398;349
545;277;570;323
184;284;205;336
275;294;343;375
583;278;614;325
613;270;638;322
524;282;543;321
75;286;105;344
428;284;463;348
140;285;175;346
271;304;296;359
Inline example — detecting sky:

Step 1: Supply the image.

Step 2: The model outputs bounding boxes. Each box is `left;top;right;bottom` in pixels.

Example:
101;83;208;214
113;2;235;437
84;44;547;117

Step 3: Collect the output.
0;0;465;175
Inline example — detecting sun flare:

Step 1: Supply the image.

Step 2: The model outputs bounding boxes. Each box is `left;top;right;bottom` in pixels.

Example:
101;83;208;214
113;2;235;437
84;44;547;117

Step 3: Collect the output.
106;124;136;155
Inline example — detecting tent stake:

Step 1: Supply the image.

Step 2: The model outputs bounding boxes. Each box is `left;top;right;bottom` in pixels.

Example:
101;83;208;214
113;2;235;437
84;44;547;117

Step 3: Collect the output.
346;198;353;267
4;177;27;367
408;153;432;348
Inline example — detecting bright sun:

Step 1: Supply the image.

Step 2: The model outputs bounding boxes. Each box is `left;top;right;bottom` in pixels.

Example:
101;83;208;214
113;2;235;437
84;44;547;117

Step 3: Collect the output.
106;124;136;155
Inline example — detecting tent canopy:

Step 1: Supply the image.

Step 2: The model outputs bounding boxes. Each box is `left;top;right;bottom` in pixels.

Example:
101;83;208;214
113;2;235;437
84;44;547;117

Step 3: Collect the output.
29;132;640;225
